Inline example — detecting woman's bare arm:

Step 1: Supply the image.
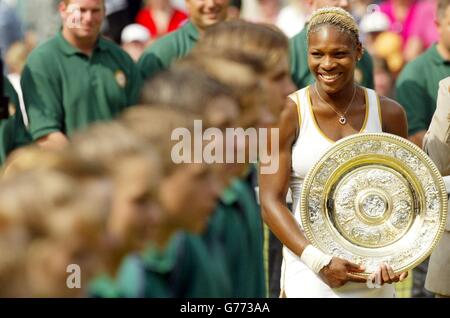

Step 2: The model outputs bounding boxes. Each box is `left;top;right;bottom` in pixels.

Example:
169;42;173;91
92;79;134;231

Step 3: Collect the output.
260;98;366;288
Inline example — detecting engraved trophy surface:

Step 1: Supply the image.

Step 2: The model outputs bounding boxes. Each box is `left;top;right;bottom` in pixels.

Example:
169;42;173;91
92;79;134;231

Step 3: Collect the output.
301;133;448;275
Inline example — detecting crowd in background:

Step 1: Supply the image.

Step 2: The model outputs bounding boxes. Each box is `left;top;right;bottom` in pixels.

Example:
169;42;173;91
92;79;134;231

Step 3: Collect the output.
0;1;442;101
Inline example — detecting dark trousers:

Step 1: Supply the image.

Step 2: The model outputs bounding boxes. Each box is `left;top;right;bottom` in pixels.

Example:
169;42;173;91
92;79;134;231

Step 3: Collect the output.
268;231;283;297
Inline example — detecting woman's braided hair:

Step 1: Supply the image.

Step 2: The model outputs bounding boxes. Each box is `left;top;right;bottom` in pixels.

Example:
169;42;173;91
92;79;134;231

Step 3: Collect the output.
307;7;361;47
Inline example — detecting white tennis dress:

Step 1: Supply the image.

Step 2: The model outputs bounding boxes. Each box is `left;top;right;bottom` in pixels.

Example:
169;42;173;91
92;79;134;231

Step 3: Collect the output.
282;86;396;298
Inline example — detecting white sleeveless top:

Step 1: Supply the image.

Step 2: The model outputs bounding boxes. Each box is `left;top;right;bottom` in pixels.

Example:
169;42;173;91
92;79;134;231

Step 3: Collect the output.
282;86;396;298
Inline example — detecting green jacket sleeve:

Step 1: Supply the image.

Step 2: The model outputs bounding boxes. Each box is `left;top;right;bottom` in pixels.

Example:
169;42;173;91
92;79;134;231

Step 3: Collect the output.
138;50;166;82
125;59;143;106
138;36;180;82
21;56;64;140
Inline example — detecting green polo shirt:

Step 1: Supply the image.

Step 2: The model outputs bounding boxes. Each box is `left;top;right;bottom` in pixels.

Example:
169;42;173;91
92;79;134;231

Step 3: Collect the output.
0;76;31;164
396;45;450;136
289;27;374;90
117;232;231;298
21;32;141;140
138;21;199;81
203;173;266;298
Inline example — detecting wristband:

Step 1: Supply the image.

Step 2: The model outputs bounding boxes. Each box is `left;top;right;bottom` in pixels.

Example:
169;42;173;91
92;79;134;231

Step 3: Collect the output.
300;244;333;274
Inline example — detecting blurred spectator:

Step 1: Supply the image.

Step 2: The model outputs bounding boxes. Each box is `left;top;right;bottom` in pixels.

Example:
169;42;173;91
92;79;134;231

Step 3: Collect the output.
5;41;32;127
396;0;450;148
373;57;395;98
21;0;142;150
227;0;242;19
373;31;404;73
406;0;439;61
396;0;450;296
360;5;390;52
0;74;31;165
255;0;281;24
16;0;59;45
352;0;374;21
276;0;307;38
424;76;450;298
422;77;450;175
379;0;438;61
121;23;152;62
358;0;403;74
138;0;230;81
135;0;188;38
379;0;420;44
103;0;144;43
0;0;24;60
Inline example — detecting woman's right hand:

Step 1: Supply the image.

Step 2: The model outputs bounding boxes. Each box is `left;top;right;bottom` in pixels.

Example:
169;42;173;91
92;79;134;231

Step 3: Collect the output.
319;257;367;288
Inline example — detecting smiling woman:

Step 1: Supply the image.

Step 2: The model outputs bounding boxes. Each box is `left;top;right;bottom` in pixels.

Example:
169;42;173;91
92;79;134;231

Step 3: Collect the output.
259;7;409;298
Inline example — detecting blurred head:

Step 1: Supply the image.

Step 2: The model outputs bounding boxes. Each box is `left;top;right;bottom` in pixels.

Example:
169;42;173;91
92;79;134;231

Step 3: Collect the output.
109;154;162;250
177;55;268;178
121;24;151;62
0;236;26;297
3;146;104;179
5;42;30;75
0;170;85;241
180;53;269;129
307;7;362;94
60;0;105;43
373;57;394;97
197;20;296;120
25;194;108;297
141;67;237;123
0;170;109;297
185;0;230;31
141;67;241;185
306;0;351;12
227;0;242;19
159;163;222;234
121;106;223;235
71;122;163;254
437;0;450;54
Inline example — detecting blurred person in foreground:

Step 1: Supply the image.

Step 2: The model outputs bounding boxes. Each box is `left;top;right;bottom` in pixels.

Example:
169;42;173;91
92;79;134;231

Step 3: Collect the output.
193;20;296;297
176;54;271;297
70;122;164;297
0;148;112;297
117;106;229;297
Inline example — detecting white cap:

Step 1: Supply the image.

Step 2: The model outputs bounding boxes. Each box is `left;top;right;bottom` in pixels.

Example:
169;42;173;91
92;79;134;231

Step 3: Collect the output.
360;11;390;34
121;24;151;44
